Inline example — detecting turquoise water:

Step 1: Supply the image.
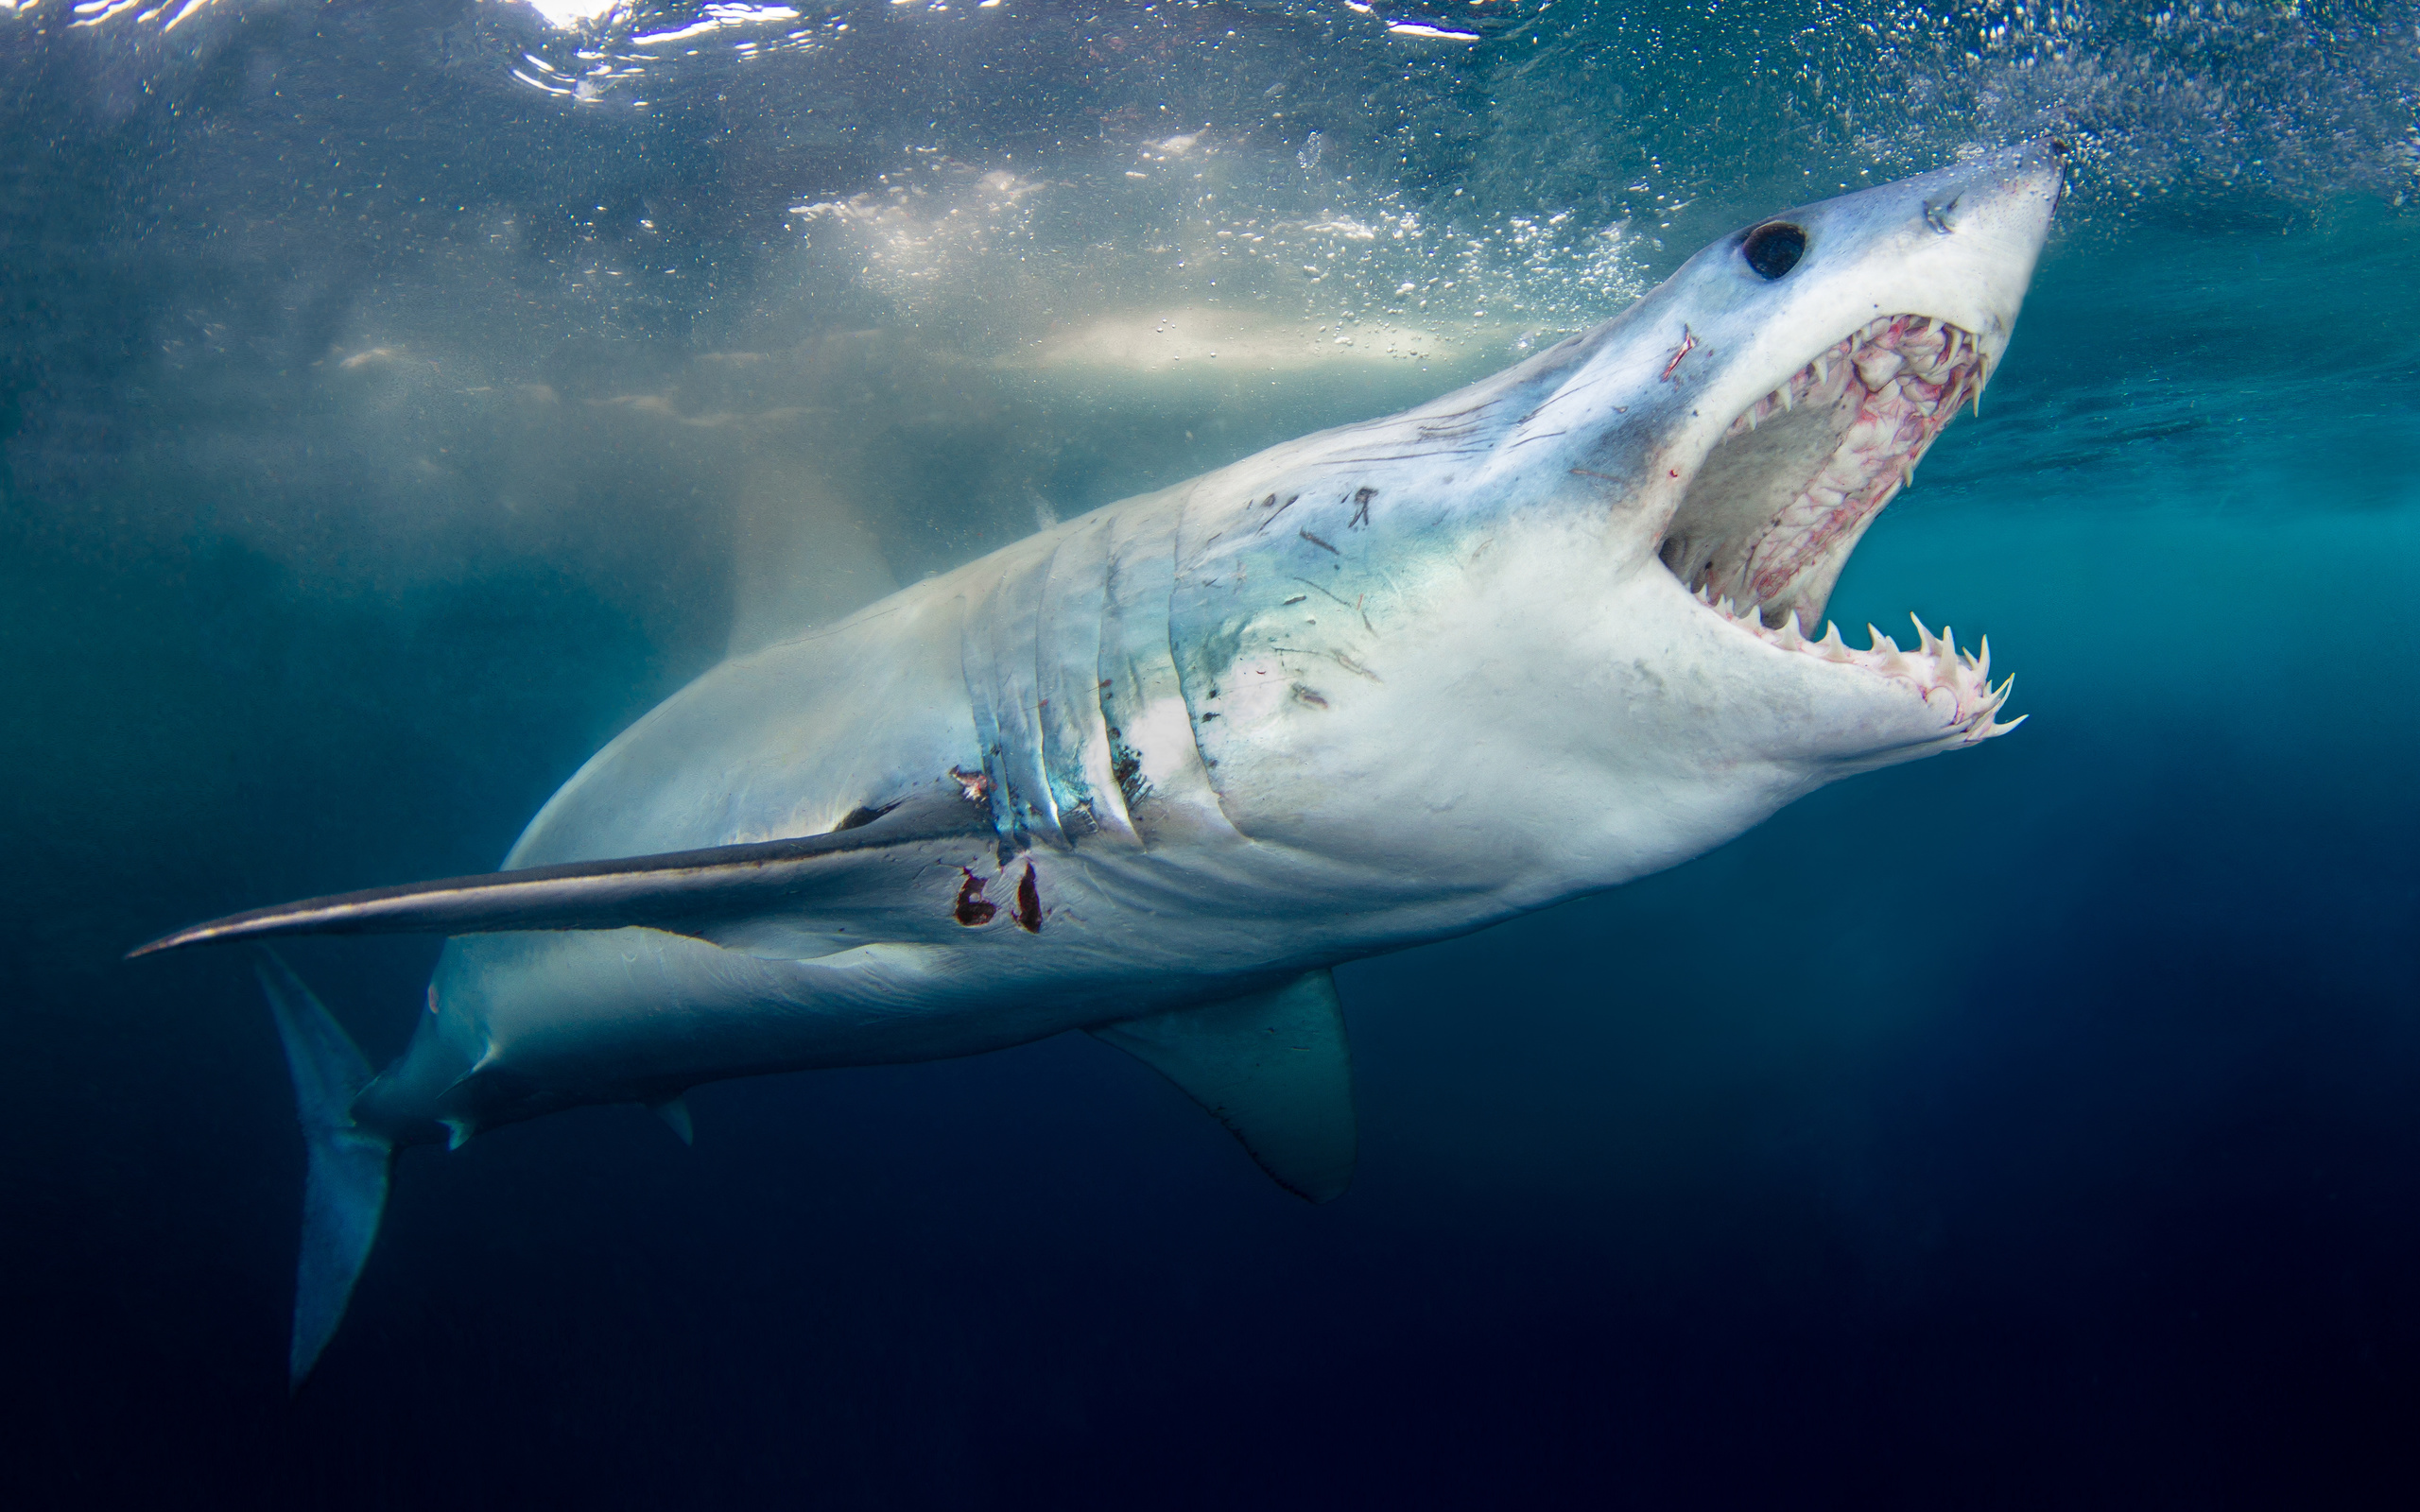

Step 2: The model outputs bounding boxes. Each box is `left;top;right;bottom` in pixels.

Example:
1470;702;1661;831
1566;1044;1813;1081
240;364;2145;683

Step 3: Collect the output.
6;2;2419;1503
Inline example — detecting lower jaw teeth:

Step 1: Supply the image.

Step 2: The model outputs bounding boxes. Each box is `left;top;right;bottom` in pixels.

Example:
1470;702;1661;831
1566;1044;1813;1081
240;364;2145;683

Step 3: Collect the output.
1693;586;2016;730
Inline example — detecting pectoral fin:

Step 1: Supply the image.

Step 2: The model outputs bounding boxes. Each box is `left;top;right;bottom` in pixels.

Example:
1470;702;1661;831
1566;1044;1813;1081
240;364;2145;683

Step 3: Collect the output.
126;782;992;959
648;1094;695;1146
1091;970;1356;1203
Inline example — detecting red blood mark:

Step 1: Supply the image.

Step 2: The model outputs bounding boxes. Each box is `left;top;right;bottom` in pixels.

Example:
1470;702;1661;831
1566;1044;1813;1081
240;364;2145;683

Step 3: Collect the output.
1013;863;1043;934
1660;324;1697;381
952;868;996;926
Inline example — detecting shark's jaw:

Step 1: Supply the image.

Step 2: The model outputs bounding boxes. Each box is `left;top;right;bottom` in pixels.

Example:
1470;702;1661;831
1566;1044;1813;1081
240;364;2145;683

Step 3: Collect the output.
1651;311;2017;748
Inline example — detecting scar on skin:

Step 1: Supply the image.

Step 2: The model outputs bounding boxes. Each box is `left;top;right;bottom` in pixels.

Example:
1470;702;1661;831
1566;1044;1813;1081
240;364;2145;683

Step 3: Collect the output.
1300;528;1340;555
953;868;997;926
1661;324;1698;381
1291;683;1329;709
1013;863;1042;933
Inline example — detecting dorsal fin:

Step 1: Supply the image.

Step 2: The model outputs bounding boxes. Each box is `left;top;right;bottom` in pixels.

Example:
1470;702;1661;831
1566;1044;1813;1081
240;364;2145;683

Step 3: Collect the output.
1091;970;1356;1203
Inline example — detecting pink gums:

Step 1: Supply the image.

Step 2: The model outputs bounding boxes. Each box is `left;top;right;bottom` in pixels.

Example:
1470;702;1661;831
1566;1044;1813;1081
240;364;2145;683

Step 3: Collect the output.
1730;315;1982;606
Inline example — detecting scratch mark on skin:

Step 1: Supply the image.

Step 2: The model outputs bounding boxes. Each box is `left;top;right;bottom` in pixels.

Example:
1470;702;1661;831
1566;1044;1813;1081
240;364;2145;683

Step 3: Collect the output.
1417;401;1491;423
1282;594;1307;606
1661;324;1698;382
1251;493;1301;535
1348;487;1376;529
1570;468;1622;483
953;868;997;926
1300;528;1340;555
1355;593;1374;633
1288;576;1355;610
1270;645;1376;684
1291;684;1329;709
1013;863;1042;933
1322;449;1489;464
1520;370;1617;428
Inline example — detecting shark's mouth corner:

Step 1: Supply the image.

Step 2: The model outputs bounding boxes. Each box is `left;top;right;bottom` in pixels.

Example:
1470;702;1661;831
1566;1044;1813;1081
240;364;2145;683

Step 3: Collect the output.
1658;313;2016;740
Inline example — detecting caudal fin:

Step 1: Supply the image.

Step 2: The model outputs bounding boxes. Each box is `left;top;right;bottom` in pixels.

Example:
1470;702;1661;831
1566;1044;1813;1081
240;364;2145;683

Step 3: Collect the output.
254;949;393;1390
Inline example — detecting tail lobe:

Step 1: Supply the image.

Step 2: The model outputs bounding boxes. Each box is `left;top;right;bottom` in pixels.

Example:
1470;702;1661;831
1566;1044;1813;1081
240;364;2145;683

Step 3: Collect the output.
254;950;393;1390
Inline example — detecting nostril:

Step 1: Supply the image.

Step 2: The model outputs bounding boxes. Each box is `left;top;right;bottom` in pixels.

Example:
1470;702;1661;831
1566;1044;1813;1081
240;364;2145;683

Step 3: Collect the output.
2048;137;2070;158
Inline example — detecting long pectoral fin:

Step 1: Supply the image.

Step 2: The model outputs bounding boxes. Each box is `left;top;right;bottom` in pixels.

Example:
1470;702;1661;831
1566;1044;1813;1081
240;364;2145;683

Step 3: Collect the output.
1091;970;1357;1203
128;782;992;959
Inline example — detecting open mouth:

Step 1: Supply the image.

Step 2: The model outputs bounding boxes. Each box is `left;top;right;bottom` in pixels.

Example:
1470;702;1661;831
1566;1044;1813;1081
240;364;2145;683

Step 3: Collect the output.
1659;313;2015;735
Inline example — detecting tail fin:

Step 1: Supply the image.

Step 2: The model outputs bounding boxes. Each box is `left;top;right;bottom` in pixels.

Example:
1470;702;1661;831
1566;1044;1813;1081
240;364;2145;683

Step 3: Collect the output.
254;949;393;1390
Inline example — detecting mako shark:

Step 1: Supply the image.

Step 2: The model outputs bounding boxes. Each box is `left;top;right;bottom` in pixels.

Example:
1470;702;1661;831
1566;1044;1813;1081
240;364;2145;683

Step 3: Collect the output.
134;142;2066;1385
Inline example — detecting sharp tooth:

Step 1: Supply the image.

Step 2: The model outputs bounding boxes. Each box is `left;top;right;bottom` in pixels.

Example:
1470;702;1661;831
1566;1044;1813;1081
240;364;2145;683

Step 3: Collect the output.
1778;385;1793;413
1812;353;1828;386
1975;636;1991;682
1718;594;1737;618
1745;407;1759;431
1909;612;1938;654
1867;625;1897;655
1818;621;1847;656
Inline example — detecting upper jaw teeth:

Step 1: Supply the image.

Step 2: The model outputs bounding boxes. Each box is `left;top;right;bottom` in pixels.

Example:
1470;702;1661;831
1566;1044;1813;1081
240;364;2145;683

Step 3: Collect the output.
1724;314;1985;443
1671;312;1991;634
1694;584;2021;742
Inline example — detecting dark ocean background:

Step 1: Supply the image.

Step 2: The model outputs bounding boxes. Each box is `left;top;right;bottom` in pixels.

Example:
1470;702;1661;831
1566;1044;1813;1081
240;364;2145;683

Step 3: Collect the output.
7;1;2419;1504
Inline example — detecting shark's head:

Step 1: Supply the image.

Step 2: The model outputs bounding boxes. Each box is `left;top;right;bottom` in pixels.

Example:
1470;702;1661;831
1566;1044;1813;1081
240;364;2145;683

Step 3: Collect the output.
1496;141;2064;785
1630;140;2065;632
1171;143;2066;898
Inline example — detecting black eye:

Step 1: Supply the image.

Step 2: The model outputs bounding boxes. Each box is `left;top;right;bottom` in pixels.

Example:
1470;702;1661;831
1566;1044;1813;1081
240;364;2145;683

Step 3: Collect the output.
1741;222;1806;280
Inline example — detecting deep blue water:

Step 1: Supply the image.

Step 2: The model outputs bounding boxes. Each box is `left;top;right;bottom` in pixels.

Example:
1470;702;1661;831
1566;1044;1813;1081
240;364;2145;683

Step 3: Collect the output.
7;1;2420;1504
